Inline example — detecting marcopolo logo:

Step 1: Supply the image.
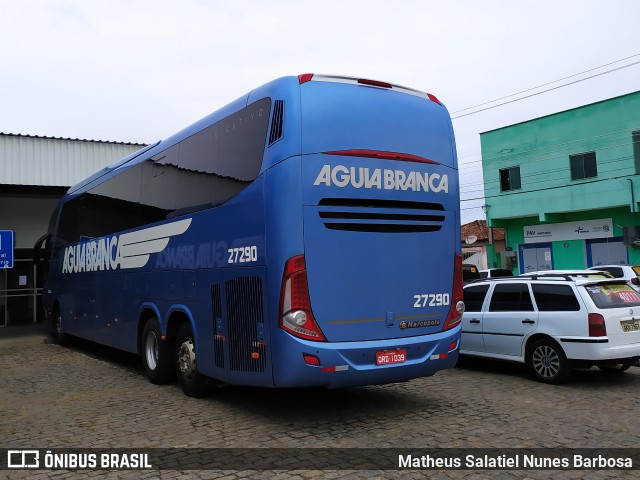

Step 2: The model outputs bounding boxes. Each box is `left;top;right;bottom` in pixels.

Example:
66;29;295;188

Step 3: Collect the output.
313;164;449;193
61;219;191;274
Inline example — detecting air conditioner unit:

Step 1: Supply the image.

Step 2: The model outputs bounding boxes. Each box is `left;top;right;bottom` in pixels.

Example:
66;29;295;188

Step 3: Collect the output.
623;226;640;246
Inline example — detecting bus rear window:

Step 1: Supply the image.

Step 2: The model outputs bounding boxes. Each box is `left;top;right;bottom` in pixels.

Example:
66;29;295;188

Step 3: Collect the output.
584;283;640;308
301;82;454;167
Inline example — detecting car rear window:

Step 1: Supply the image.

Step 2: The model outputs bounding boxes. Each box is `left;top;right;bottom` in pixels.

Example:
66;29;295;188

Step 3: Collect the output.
632;266;640;277
600;267;623;278
531;284;580;311
490;269;514;278
583;283;640;309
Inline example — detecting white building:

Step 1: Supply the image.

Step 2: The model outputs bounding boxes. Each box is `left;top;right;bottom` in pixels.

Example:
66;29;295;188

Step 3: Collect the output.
0;133;145;325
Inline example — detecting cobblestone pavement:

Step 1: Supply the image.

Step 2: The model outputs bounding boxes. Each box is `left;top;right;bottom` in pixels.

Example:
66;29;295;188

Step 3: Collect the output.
1;332;640;479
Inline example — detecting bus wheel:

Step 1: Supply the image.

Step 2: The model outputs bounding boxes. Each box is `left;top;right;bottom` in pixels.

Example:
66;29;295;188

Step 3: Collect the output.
175;323;209;397
54;313;69;346
141;318;175;384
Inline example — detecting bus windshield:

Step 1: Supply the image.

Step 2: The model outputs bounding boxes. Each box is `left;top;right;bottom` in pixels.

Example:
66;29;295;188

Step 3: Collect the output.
300;77;455;168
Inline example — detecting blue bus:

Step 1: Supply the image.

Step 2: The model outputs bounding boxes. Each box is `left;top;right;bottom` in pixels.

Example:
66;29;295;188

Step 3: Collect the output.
36;74;463;396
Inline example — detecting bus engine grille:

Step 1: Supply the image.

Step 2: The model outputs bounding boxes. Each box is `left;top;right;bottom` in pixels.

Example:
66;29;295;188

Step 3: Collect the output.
226;276;267;373
211;283;224;369
317;198;445;233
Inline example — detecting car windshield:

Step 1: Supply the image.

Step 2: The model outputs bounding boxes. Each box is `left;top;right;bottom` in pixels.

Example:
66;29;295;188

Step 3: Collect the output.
463;264;480;281
632;266;640;277
584;282;640;309
490;269;514;277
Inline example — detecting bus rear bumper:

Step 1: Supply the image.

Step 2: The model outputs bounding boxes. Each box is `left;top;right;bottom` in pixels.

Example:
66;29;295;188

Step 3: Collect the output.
272;327;461;388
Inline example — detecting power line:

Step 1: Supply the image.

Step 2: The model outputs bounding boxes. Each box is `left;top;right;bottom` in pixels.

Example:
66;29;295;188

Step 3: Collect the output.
457;131;640;192
460;168;638;204
458;125;640;170
461;143;640;193
450;53;640;115
451;58;640;120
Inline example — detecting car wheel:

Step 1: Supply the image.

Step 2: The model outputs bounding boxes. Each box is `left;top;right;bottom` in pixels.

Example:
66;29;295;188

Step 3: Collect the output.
175;323;209;397
527;339;571;384
141;317;175;384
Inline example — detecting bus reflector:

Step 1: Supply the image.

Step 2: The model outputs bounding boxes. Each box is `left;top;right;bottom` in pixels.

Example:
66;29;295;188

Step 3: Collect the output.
442;254;464;331
303;354;321;366
298;73;314;84
324;149;438;165
357;78;393;89
322;365;349;373
279;255;326;341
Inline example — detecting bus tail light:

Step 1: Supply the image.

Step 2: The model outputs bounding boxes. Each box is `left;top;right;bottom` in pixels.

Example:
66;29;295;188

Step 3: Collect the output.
442;254;464;331
357;78;393;89
324;149;438;165
427;93;442;105
279;255;326;341
298;73;314;84
588;313;607;337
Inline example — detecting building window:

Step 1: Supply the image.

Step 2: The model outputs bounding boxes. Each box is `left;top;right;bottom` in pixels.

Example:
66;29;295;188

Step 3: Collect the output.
570;151;597;180
499;166;521;192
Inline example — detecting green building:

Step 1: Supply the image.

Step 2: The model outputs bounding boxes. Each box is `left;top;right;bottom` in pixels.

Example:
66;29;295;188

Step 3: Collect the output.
480;91;640;273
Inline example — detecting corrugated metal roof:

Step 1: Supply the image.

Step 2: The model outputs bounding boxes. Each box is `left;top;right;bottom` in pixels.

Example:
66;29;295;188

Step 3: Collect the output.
0;133;147;187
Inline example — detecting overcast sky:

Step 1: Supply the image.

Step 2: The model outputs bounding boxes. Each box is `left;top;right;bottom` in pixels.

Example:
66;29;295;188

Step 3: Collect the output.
1;1;639;222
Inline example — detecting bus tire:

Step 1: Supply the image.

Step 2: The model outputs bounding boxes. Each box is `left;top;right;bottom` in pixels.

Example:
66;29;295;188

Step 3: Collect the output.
175;323;209;397
141;317;175;384
54;313;69;346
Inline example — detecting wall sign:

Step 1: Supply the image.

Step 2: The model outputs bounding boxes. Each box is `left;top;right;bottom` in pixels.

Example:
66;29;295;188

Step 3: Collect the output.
0;230;14;268
524;219;613;244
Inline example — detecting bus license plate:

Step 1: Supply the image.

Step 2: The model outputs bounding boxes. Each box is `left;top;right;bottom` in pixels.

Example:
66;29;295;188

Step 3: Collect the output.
621;319;640;332
376;349;407;365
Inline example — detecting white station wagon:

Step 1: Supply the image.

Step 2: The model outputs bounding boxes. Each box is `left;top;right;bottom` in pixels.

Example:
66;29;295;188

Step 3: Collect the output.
460;274;640;383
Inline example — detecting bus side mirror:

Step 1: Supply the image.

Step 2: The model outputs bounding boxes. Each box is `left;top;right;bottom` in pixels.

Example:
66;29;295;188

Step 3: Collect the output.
33;233;52;265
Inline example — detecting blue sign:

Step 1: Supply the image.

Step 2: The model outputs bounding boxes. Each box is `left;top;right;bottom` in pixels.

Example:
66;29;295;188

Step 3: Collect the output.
0;230;14;268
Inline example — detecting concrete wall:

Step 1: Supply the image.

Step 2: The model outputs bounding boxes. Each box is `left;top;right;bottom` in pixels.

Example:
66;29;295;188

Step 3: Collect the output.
0;196;59;249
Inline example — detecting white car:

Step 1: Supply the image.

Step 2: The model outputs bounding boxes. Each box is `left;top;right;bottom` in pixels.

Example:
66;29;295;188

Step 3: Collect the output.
588;265;640;290
460;276;640;384
479;268;514;278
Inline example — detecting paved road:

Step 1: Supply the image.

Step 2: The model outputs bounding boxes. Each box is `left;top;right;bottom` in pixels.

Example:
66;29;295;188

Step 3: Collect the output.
1;330;639;479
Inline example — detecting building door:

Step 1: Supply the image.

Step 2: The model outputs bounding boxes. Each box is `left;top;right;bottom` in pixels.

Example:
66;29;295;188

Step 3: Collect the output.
519;243;553;274
587;237;627;266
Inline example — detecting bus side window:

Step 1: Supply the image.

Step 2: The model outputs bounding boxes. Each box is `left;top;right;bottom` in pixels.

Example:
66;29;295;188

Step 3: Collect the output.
140;145;178;222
